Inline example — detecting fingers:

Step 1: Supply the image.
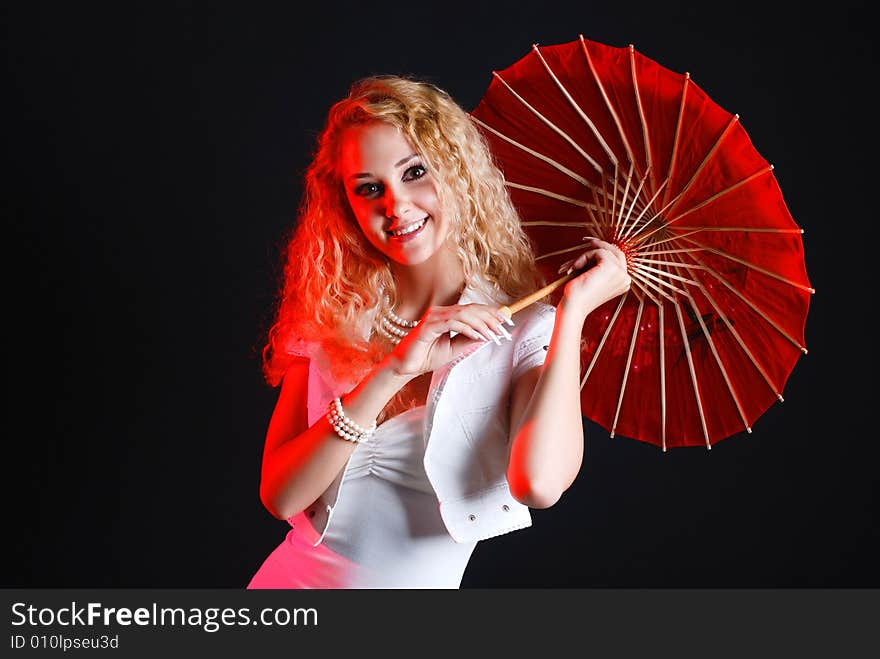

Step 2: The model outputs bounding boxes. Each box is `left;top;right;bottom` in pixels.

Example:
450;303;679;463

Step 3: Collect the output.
391;302;517;376
563;238;627;275
447;319;490;343
465;306;513;345
582;237;627;268
563;239;632;293
569;247;602;272
425;304;514;345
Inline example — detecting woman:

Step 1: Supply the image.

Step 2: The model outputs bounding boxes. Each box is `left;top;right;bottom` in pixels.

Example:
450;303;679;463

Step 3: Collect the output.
247;75;630;588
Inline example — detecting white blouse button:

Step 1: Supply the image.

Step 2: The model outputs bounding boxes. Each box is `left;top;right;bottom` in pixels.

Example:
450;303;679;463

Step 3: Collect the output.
468;514;476;522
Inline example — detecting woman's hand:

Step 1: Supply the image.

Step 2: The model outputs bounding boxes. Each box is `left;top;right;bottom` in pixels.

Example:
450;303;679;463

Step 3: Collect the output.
385;303;512;378
560;237;632;320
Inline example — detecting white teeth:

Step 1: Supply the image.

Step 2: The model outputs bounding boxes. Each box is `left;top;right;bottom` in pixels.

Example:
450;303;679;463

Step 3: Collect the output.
390;217;428;236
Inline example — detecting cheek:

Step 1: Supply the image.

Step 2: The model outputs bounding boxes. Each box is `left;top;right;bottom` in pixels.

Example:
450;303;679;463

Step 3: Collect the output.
342;200;379;246
421;185;441;211
347;198;378;227
428;188;455;235
434;216;454;244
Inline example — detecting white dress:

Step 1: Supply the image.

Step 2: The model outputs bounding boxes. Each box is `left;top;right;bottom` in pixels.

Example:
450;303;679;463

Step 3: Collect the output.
246;404;478;589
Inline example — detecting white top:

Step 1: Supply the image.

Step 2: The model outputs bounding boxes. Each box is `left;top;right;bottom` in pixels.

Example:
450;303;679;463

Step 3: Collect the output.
247;280;557;588
247;404;478;589
285;284;556;547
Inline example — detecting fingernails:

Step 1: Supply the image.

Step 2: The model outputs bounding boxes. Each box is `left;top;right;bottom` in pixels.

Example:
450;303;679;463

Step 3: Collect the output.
496;312;515;326
487;331;501;345
496;324;513;341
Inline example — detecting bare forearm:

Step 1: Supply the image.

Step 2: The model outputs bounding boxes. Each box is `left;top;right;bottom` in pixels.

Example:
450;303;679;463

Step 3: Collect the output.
261;362;411;519
508;301;588;507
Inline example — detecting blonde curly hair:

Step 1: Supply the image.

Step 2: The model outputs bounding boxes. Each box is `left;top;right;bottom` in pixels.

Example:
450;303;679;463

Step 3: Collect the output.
262;75;545;420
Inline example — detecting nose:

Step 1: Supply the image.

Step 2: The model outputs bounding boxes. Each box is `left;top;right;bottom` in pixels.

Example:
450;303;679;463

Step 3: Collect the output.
383;185;415;220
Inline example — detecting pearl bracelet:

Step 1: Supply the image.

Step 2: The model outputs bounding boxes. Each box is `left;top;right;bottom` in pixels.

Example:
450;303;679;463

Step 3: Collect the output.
326;397;376;443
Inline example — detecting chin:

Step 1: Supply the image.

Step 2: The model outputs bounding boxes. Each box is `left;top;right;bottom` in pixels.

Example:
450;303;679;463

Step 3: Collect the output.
388;249;436;267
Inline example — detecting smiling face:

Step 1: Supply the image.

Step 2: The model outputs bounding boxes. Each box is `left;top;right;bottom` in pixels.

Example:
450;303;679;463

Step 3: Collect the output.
339;121;453;267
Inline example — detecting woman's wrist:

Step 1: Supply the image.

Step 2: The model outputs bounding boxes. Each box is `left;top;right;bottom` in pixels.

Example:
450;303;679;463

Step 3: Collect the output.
378;353;419;383
556;294;594;326
375;356;417;387
331;358;413;433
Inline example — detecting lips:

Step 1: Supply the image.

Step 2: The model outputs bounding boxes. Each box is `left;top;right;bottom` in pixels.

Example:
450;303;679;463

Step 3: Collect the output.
386;216;429;240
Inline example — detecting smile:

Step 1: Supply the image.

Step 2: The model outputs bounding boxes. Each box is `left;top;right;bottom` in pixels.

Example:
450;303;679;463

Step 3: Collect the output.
387;216;429;238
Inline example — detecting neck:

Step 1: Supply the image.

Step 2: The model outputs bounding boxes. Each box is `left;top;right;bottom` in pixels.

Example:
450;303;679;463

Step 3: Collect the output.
389;245;466;319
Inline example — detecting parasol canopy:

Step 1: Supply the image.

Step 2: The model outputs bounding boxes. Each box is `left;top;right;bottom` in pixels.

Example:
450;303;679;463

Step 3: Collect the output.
473;36;813;450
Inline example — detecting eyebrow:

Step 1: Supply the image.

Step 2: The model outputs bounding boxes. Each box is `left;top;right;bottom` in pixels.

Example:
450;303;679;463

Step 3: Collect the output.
348;153;419;180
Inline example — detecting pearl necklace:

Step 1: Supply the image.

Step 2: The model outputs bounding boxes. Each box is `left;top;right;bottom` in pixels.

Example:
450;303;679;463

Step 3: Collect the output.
377;296;420;344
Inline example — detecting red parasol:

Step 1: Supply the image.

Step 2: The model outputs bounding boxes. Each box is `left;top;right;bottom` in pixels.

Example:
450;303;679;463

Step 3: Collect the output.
474;36;813;450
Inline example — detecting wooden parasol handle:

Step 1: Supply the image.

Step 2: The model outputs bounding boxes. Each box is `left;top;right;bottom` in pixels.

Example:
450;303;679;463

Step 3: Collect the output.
498;271;578;319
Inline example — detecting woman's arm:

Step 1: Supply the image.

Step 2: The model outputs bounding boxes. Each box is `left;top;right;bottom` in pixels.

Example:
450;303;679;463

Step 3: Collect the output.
506;238;631;508
259;359;411;520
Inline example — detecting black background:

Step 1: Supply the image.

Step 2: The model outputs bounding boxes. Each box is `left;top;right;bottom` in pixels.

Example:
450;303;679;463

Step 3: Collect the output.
3;1;875;588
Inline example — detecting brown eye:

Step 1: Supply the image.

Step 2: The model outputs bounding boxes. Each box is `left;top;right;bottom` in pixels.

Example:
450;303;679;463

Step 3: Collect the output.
403;165;427;181
354;182;382;198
